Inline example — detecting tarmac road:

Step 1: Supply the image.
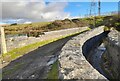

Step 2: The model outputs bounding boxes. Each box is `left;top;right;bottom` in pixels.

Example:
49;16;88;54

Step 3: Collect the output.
2;36;73;79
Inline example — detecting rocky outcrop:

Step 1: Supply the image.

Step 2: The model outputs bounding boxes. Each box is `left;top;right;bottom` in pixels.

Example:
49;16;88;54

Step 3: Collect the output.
102;30;120;79
58;26;107;79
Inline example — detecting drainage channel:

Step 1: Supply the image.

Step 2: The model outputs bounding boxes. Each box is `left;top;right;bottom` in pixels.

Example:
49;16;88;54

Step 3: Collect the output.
88;43;109;79
82;31;110;79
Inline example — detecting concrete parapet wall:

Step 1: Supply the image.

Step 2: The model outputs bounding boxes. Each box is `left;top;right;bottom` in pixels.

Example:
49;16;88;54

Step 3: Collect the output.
58;26;107;79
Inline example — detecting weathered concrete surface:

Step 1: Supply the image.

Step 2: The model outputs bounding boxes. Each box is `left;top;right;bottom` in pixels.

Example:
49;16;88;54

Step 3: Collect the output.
102;30;120;79
59;26;107;79
82;31;109;58
82;31;109;79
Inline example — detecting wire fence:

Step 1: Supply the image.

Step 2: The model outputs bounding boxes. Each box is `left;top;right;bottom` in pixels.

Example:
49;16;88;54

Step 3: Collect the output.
84;11;118;18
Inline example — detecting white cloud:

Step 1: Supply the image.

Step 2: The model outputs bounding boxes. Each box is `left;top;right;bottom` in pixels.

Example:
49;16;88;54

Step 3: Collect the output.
1;0;70;23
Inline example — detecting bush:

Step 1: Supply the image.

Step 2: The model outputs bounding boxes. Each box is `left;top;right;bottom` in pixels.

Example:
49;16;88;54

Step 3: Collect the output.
104;26;111;31
115;22;120;31
27;32;45;37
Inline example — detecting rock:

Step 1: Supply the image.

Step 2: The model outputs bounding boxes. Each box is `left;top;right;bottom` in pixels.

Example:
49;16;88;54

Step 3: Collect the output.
46;56;57;66
31;75;35;78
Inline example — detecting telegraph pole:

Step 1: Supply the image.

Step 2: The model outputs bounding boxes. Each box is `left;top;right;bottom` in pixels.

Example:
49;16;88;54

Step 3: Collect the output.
0;26;7;54
98;0;101;16
89;0;96;28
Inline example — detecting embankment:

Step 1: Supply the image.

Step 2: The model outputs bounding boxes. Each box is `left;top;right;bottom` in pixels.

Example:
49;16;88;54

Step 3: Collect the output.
102;30;120;79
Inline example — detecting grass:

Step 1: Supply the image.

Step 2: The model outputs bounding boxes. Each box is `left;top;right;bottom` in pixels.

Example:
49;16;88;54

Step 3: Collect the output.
47;60;59;79
1;28;89;64
5;22;51;29
1;39;55;62
4;17;90;35
4;22;51;35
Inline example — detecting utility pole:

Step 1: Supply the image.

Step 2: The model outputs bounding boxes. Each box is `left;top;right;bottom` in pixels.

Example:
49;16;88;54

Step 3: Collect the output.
0;26;7;54
118;1;120;18
89;0;96;17
98;0;101;16
89;0;96;28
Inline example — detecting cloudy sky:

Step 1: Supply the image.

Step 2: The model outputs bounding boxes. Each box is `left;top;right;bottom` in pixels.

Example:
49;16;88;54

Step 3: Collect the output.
0;0;119;24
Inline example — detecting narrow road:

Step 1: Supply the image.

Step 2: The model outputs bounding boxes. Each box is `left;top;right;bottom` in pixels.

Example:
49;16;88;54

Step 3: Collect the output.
2;36;72;79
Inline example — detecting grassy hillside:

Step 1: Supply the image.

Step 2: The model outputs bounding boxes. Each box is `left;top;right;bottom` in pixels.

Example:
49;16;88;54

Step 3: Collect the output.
4;15;120;36
4;18;89;36
4;22;51;35
81;14;120;31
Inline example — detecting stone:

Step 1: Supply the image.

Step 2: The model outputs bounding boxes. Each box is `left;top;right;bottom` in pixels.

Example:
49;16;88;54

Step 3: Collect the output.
58;26;107;79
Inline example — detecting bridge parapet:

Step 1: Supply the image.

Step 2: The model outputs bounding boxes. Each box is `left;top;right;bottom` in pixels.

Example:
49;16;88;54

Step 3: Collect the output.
58;26;107;79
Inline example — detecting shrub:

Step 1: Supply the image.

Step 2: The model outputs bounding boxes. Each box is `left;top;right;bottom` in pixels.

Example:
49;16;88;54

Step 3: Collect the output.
104;26;111;31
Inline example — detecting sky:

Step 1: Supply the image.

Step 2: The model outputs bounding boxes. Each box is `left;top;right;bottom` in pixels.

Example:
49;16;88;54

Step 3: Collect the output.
0;0;119;24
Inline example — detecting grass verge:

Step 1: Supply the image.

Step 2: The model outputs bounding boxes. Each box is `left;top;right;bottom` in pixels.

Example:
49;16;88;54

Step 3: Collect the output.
47;60;58;79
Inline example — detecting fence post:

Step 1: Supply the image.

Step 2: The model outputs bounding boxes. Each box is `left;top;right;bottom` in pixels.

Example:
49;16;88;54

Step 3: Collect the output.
0;26;7;54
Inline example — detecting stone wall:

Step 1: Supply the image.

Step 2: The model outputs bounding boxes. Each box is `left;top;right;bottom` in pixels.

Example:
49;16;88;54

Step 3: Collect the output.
102;30;120;79
58;26;107;79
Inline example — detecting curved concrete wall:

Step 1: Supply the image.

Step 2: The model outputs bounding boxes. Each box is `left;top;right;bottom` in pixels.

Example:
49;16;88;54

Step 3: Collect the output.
82;31;109;58
58;26;107;79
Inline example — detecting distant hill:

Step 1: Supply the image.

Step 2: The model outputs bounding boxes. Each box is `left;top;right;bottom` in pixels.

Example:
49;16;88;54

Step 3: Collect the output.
4;15;120;37
4;18;89;36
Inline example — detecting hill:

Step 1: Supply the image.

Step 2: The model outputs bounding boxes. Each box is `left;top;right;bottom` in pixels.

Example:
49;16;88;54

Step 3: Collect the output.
4;14;120;37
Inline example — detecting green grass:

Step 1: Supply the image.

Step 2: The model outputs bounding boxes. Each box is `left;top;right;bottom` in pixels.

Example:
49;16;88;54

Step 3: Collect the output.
1;39;55;62
104;26;111;31
47;60;58;79
1;29;89;64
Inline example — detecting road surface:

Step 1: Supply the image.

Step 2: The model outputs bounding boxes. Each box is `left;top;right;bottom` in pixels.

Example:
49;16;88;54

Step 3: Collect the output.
2;36;73;79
